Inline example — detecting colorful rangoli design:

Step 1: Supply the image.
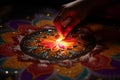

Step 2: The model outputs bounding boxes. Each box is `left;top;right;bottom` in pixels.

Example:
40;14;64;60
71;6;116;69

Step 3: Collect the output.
0;8;120;80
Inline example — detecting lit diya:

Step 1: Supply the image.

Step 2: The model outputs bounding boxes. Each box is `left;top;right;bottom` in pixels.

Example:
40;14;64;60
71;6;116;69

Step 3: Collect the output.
20;27;96;65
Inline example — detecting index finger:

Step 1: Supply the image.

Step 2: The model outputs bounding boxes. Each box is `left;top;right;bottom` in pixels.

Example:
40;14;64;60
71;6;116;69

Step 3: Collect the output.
53;6;66;39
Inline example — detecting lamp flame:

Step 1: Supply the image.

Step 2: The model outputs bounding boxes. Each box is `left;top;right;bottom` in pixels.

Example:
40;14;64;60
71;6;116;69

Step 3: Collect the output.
40;36;76;51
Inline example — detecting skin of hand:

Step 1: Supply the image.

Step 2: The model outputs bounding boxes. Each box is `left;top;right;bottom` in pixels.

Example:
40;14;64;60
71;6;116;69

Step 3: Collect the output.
54;0;94;38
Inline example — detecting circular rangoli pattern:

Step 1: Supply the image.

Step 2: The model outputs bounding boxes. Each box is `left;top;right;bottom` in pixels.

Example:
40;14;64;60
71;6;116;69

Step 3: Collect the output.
20;27;96;62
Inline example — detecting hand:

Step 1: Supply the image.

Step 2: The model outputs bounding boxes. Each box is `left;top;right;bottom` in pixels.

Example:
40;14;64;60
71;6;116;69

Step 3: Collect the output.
54;0;92;38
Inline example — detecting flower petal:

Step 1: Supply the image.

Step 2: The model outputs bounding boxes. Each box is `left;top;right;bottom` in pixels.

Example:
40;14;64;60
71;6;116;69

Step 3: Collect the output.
6;20;31;30
27;62;54;79
0;43;16;57
95;59;120;76
2;56;32;69
17;24;38;35
54;63;83;78
81;55;112;70
1;32;19;43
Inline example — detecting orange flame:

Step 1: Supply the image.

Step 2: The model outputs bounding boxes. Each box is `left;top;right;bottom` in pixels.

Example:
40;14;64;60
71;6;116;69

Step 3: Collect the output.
39;36;76;51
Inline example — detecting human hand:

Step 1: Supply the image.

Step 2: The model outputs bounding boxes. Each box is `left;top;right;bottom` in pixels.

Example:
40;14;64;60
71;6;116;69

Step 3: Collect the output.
54;0;92;38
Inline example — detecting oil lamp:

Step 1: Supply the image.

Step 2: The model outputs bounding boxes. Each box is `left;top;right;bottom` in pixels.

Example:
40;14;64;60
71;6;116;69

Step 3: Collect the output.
20;26;96;67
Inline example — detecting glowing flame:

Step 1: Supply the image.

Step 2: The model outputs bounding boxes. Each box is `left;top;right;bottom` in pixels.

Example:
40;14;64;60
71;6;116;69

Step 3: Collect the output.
56;38;62;42
39;36;76;51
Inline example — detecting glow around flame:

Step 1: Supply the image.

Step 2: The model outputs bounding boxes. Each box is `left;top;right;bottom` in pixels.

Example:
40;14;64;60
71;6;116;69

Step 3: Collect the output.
39;36;77;51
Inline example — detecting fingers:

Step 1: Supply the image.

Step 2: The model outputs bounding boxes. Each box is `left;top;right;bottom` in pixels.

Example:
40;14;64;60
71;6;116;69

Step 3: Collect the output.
53;4;79;38
61;17;72;28
53;6;66;38
63;19;80;37
54;5;71;23
54;8;72;29
54;5;71;39
54;18;64;39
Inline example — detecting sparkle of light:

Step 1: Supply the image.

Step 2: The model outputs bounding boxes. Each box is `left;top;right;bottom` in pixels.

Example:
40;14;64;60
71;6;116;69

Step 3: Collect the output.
5;71;9;74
